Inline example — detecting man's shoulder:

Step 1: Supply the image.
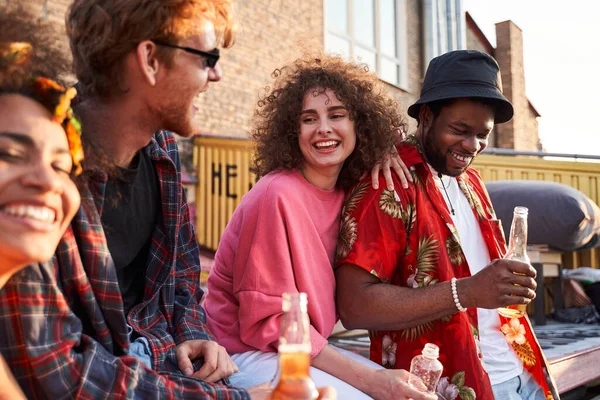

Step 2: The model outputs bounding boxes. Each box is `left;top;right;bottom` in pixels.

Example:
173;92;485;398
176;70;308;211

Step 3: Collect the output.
463;167;486;190
344;177;415;219
465;167;483;180
397;139;425;169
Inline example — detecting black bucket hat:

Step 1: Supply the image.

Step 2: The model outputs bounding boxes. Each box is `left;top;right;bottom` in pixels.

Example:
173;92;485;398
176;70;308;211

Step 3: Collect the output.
408;50;514;124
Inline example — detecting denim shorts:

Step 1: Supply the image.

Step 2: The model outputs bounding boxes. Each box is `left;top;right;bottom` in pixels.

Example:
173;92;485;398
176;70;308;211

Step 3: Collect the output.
492;370;546;400
126;325;152;369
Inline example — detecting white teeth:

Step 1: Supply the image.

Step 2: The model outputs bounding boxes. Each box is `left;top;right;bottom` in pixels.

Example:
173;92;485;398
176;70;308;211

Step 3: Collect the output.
314;140;339;148
452;152;471;162
2;205;56;223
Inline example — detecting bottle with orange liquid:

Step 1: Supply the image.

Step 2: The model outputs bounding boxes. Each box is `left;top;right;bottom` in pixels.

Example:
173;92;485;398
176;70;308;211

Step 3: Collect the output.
270;292;319;400
498;206;530;318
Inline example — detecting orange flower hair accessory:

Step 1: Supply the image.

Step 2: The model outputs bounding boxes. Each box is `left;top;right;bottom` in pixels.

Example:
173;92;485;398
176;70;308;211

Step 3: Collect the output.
32;77;84;176
0;42;32;72
1;41;84;176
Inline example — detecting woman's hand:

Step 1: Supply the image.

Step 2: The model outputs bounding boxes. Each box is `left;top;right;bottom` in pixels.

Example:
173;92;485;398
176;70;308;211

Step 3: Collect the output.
369;369;437;400
370;146;412;191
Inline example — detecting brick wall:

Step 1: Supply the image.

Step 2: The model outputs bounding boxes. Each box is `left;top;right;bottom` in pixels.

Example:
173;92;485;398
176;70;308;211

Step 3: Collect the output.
465;15;498;147
527;102;541;150
13;1;540;152
465;12;493;57
16;0;423;138
193;0;325;137
194;0;424;138
399;0;423;134
494;20;540;151
465;16;540;152
466;31;489;56
13;0;424;137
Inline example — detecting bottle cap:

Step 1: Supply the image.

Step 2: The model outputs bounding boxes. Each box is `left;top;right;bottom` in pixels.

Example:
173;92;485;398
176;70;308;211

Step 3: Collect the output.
422;343;440;359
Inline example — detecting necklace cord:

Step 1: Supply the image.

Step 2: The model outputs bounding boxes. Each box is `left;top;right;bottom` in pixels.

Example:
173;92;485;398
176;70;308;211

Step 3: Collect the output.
438;172;456;216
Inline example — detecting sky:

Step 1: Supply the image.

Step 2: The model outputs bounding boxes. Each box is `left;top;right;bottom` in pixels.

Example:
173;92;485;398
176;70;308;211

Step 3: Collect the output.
464;0;600;156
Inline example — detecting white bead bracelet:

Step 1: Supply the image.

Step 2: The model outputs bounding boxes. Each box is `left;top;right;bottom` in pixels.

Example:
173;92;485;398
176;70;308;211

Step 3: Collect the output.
451;277;466;312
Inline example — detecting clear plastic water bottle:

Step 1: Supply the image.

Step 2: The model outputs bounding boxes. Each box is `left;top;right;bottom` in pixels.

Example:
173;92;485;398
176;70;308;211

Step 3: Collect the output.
408;343;443;393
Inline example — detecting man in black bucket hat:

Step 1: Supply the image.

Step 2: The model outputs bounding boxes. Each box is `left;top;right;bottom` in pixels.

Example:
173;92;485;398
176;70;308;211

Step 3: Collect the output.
336;50;559;399
408;49;513;124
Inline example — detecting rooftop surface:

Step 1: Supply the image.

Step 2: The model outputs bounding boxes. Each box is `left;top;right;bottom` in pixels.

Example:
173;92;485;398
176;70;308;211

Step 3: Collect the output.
328;320;600;397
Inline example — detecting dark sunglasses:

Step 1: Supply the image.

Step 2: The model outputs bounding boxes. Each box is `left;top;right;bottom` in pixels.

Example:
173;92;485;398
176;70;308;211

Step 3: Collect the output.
153;40;220;68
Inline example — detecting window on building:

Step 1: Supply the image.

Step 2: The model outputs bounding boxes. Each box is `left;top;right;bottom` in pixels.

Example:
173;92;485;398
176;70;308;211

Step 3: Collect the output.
324;0;408;89
423;0;466;70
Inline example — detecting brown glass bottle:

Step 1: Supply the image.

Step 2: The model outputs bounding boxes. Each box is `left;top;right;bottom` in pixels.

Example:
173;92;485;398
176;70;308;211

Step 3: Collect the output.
270;293;318;400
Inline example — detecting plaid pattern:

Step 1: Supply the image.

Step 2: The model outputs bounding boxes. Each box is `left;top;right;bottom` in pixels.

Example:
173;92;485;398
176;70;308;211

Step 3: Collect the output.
0;131;250;399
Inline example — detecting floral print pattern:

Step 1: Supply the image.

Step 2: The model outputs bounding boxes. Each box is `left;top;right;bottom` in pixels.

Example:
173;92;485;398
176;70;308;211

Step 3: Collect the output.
501;318;537;367
446;235;465;266
458;178;486;220
379;189;405;219
337;213;357;260
381;335;397;368
337;141;557;399
437;377;460;400
436;371;477;400
501;318;526;345
337;182;369;260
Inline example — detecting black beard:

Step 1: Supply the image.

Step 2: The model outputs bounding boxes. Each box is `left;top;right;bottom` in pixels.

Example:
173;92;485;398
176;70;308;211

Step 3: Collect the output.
422;123;454;176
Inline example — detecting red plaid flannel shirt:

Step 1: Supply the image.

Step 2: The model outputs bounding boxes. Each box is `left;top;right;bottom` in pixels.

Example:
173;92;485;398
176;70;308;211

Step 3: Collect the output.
0;131;250;399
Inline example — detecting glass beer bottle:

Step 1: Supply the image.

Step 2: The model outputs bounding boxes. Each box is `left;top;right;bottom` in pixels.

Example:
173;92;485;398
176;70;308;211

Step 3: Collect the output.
270;292;319;400
498;206;530;318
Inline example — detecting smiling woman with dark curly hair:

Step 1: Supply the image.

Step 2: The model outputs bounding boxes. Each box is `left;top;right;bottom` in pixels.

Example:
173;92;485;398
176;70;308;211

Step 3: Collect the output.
204;54;436;400
252;54;406;189
0;4;83;399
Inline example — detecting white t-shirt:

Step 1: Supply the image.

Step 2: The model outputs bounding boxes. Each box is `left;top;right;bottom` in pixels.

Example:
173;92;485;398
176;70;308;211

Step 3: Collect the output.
431;166;523;385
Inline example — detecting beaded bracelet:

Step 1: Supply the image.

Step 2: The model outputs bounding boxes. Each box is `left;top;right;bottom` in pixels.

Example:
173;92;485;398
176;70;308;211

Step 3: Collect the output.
451;277;466;312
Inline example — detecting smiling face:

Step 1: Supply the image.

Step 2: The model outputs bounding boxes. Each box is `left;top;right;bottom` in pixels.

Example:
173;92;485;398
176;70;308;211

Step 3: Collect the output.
421;98;494;176
298;88;356;190
153;18;222;137
0;94;80;277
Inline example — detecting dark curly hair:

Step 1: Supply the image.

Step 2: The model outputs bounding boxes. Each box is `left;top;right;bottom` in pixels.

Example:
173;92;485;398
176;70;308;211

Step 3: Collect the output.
0;4;87;183
252;53;406;189
0;3;72;97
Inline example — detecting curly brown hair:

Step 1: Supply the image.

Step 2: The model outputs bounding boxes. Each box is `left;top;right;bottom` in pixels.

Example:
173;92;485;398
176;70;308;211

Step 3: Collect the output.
252;54;406;189
67;0;235;98
0;3;72;93
0;4;86;182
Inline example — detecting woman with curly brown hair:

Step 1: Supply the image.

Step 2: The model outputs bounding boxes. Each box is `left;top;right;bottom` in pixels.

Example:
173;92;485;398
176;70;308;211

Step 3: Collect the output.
204;54;435;400
0;5;84;399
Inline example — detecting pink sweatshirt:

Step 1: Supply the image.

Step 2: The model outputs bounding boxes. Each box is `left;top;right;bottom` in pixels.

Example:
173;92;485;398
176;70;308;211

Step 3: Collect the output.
204;169;344;357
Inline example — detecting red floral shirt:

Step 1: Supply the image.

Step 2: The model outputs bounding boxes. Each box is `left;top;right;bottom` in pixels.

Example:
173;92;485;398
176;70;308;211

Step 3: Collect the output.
337;140;558;400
